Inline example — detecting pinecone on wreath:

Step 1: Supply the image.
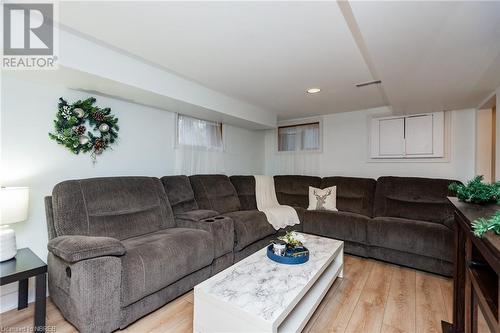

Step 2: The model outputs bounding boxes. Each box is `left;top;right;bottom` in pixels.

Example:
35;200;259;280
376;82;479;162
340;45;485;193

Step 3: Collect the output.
94;139;106;153
93;112;105;122
74;125;86;135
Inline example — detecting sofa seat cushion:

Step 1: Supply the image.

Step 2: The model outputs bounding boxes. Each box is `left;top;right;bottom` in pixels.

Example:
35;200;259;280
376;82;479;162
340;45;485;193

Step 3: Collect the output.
120;228;214;306
367;217;453;262
223;210;276;251
175;210;219;222
302;210;368;244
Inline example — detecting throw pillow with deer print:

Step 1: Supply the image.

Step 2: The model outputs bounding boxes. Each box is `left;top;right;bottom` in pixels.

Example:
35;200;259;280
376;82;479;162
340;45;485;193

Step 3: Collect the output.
307;186;338;211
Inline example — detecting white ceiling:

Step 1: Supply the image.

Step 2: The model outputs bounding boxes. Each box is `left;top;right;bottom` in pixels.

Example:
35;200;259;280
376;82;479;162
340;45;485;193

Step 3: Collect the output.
58;1;500;120
350;1;500;115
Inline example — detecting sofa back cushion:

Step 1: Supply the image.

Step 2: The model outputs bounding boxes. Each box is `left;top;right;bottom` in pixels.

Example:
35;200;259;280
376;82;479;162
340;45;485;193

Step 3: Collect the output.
51;177;174;240
161;175;198;214
374;176;457;223
274;175;322;208
229;176;257;210
321;177;376;217
189;175;241;214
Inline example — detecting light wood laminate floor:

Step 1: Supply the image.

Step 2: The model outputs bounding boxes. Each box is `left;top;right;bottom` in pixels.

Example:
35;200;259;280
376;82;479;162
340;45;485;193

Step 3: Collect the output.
1;255;454;333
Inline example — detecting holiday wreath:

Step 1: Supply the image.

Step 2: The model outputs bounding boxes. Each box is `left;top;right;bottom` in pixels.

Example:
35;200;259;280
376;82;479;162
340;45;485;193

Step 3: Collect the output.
49;97;119;161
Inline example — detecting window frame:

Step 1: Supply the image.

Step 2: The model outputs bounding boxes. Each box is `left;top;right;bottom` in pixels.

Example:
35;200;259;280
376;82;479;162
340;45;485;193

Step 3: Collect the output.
175;113;224;151
276;120;322;154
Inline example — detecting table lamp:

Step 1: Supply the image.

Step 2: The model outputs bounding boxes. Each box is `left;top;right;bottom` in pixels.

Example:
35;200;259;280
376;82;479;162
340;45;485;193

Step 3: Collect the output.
0;187;29;261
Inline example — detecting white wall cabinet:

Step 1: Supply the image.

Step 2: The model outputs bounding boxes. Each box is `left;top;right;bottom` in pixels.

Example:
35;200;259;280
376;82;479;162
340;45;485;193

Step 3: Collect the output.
370;112;444;159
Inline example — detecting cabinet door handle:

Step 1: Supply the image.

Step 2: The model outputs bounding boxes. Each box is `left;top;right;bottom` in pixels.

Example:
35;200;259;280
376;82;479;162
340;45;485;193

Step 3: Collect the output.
467;260;488;269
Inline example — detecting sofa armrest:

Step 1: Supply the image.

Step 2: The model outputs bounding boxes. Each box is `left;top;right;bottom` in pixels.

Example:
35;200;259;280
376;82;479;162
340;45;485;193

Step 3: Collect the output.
176;216;234;258
47;253;122;332
48;235;126;263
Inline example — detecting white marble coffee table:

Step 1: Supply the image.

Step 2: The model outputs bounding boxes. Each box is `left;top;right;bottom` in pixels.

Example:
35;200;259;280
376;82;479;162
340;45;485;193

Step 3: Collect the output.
194;233;344;333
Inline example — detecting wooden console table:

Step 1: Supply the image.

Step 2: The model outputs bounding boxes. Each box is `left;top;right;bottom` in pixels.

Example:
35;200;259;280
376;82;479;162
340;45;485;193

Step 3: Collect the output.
443;197;499;333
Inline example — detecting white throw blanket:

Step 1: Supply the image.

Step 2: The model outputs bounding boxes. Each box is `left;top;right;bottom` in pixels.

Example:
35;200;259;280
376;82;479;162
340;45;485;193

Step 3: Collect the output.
254;175;300;230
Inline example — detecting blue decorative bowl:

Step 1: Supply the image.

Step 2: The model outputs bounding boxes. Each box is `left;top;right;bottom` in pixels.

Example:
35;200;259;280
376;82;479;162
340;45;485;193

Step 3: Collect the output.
267;245;309;265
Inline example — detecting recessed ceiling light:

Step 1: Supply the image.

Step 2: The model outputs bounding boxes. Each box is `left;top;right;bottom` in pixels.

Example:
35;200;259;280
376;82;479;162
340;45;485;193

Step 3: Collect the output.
306;88;321;94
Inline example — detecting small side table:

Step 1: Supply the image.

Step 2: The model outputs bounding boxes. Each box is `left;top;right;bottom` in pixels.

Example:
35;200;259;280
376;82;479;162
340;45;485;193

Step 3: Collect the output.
0;248;47;332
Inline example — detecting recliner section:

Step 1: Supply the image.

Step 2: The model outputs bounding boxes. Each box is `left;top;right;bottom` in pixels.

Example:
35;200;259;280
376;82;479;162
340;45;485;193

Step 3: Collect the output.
368;176;456;274
46;177;215;333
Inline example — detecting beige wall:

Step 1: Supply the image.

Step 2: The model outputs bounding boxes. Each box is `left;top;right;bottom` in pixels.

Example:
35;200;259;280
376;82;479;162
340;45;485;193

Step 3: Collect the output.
476;109;493;182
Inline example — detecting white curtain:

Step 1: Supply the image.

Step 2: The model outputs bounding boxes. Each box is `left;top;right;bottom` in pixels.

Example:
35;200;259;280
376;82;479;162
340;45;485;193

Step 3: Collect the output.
278;123;320;152
272;150;321;176
174;115;226;175
270;123;321;175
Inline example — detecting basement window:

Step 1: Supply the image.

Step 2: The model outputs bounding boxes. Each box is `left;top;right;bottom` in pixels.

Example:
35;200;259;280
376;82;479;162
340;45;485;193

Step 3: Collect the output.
176;114;223;150
278;122;321;152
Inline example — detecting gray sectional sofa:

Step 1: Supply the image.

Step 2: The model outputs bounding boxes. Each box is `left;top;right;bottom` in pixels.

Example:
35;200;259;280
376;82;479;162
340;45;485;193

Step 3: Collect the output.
44;174;457;332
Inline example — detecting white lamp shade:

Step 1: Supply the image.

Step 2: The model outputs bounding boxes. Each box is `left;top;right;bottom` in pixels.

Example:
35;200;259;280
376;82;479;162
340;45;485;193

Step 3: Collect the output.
0;187;29;225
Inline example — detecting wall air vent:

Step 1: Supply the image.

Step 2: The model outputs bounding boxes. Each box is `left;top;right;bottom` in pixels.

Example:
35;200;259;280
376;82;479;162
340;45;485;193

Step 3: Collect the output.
355;80;382;88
